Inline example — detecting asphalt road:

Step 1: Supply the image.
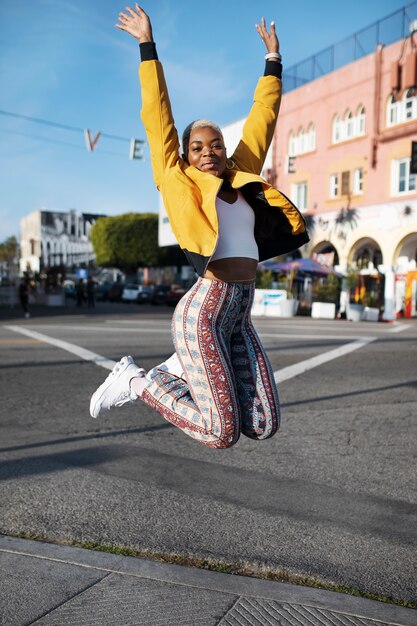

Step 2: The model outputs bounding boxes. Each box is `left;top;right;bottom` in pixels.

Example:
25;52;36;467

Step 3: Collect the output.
0;303;416;604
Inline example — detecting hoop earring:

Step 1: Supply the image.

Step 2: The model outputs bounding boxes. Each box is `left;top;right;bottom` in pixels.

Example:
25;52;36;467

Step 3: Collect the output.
226;158;235;170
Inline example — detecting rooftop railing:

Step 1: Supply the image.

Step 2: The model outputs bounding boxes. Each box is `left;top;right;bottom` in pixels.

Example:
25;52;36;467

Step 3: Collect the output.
283;1;417;92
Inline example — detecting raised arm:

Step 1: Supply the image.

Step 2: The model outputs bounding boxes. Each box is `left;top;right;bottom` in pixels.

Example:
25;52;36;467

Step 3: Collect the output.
116;3;153;43
116;5;181;189
255;17;280;60
231;19;282;175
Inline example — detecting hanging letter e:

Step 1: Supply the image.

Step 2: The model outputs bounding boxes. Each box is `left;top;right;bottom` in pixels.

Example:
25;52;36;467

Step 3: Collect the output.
84;129;101;152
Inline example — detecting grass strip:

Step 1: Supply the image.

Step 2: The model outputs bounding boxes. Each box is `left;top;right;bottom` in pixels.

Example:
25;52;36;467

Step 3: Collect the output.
5;531;416;610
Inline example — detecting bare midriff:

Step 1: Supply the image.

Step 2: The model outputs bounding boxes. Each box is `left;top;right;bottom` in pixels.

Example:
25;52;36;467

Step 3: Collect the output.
204;257;258;283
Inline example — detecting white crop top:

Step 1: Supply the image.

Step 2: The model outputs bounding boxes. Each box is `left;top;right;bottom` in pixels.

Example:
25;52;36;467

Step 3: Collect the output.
210;191;259;262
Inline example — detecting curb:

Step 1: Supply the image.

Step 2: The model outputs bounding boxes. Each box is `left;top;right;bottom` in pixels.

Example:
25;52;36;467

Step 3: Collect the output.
0;536;415;626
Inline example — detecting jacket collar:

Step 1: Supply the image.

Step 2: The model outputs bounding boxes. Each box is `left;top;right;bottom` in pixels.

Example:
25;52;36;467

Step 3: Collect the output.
183;163;270;192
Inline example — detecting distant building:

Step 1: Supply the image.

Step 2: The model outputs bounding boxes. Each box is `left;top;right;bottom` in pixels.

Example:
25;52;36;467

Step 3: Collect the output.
274;29;417;318
19;209;103;275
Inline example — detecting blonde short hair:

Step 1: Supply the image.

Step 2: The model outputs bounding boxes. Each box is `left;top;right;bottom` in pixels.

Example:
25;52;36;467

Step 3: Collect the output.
182;119;223;159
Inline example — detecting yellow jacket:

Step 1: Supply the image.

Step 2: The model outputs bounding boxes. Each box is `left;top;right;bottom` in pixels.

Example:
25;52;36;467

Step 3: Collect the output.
139;55;309;276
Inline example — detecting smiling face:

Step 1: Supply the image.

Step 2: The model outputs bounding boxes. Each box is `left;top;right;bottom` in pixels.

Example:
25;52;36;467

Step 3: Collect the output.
187;126;227;177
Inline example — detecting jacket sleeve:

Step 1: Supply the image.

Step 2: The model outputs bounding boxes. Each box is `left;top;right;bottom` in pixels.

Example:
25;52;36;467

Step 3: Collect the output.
139;47;180;190
231;63;282;175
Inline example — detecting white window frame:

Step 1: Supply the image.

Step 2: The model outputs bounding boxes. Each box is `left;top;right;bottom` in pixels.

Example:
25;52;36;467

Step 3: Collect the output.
289;123;316;155
332;114;341;144
387;90;417;127
297;128;305;154
344;110;354;139
403;88;417;121
391;158;416;195
353;167;364;194
291;181;308;211
356;105;366;135
307;123;316;151
387;95;401;127
329;174;339;198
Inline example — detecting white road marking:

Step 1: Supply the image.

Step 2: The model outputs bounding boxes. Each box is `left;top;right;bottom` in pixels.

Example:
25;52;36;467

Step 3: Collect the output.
4;325;116;371
5;324;378;385
15;324;360;341
20;324;171;334
259;333;367;341
387;323;411;333
274;336;377;384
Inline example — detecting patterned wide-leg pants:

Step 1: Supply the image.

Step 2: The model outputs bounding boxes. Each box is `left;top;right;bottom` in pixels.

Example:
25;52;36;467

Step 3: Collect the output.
141;278;280;448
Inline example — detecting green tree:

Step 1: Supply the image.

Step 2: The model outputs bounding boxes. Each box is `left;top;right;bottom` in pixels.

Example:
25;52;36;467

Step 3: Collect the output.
90;213;185;270
0;236;18;264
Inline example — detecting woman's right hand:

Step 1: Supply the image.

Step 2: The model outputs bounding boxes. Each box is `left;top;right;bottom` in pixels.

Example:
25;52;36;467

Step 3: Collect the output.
115;3;153;43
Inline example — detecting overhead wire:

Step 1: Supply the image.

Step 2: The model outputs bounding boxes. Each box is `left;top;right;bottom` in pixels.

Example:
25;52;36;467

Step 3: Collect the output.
0;108;145;144
0;127;128;158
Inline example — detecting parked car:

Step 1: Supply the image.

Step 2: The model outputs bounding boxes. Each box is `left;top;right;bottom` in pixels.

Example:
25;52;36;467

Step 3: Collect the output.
121;283;141;302
151;284;170;305
165;284;188;307
107;282;124;302
95;283;111;302
136;286;153;304
63;279;76;299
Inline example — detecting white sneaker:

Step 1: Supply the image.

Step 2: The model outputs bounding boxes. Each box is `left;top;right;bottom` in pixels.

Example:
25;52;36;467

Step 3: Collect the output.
89;356;146;418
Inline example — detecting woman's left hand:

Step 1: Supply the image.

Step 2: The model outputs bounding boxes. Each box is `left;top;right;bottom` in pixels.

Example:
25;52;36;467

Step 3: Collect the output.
255;17;279;55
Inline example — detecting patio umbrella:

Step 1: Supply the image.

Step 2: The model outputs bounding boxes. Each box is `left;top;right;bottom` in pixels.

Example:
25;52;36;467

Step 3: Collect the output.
259;258;337;275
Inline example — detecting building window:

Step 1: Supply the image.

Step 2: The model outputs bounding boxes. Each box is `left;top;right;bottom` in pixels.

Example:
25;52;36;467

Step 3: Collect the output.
404;88;417;121
344;110;354;139
297;128;306;154
387;95;400;126
387;90;417;127
341;170;350;195
353;167;364;194
332;114;341;143
288;124;316;156
329;174;339;198
291;182;308;211
356;105;366;135
391;158;416;195
332;107;366;143
307;123;316;151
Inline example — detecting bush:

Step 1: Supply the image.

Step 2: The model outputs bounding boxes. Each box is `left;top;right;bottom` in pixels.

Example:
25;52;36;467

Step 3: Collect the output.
312;274;340;303
256;270;274;289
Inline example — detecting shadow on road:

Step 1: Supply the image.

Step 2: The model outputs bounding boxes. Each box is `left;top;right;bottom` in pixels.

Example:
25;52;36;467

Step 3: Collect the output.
1;443;416;546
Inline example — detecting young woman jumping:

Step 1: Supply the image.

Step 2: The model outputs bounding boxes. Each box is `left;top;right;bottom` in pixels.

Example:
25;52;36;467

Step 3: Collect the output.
89;4;308;449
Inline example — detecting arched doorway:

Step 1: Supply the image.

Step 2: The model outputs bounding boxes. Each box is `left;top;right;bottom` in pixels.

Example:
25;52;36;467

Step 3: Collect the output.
393;232;417;270
349;237;383;270
393;233;417;317
311;241;339;267
347;237;384;311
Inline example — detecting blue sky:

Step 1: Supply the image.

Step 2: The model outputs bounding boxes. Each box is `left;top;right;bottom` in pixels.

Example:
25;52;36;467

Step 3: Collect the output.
0;0;411;241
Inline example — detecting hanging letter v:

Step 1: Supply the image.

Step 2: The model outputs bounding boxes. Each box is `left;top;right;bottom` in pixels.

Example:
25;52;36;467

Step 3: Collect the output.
84;129;101;152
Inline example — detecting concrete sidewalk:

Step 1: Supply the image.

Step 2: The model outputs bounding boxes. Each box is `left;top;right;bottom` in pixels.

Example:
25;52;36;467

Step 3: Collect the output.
0;536;415;626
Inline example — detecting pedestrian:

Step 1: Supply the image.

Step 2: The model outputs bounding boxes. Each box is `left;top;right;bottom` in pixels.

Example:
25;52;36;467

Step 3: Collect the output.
18;279;30;319
76;279;85;307
86;277;96;308
90;4;309;448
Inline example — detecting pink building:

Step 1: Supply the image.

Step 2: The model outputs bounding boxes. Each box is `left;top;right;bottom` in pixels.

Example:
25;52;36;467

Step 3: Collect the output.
274;19;417;319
